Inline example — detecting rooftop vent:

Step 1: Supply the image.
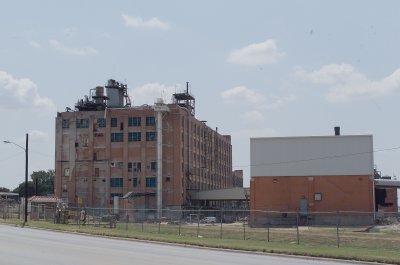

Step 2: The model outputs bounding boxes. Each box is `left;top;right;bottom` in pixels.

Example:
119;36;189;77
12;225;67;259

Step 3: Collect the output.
334;126;340;136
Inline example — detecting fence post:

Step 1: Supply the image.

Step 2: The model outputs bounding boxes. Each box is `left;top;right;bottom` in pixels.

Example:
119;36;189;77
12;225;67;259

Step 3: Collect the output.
243;220;246;240
197;209;200;238
296;211;300;245
141;219;144;232
98;208;101;227
125;211;129;231
220;209;223;240
336;211;340;248
158;214;161;234
178;216;181;236
267;211;270;242
78;208;81;228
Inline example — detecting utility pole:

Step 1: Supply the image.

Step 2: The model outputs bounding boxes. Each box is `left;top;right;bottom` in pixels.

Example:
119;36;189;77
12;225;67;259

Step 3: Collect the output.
3;133;29;224
24;133;28;224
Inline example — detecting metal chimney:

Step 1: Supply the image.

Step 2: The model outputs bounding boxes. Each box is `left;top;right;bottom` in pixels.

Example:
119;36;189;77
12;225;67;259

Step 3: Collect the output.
334;126;340;136
153;100;170;219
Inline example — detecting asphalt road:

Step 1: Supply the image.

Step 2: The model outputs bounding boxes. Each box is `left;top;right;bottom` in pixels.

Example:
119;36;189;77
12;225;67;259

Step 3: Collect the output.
0;224;358;265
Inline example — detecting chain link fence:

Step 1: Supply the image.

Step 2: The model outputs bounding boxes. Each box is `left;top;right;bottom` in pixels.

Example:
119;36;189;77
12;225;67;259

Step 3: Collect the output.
2;205;400;249
0;200;20;220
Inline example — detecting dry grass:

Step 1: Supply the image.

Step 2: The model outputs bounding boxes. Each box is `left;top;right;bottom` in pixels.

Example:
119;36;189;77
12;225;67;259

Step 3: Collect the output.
2;218;400;264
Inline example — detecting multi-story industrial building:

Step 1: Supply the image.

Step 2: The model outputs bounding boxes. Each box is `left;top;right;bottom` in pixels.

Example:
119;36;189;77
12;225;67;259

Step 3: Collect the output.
55;80;232;211
232;170;243;188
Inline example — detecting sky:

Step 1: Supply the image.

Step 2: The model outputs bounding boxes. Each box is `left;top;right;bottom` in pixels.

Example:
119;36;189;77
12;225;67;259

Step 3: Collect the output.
0;1;400;191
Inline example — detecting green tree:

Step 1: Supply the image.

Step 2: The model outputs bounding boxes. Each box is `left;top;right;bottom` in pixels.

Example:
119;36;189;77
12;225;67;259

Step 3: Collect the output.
31;170;55;196
0;187;10;192
12;181;35;197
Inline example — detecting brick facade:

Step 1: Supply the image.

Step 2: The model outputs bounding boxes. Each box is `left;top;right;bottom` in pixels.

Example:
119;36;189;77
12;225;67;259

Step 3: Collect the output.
55;104;232;209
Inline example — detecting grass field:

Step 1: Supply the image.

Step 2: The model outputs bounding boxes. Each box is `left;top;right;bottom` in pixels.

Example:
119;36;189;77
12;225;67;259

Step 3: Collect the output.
2;218;400;264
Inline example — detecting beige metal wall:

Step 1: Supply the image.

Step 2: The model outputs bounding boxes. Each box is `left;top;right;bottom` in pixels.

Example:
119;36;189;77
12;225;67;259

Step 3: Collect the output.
251;135;374;177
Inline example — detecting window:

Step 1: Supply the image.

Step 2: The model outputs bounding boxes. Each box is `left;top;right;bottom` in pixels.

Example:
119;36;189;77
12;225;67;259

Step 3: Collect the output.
111;118;118;127
80;135;89;147
133;177;138;187
129;162;141;172
128;132;141;142
117;162;123;169
146;132;156;141
76;119;89;128
150;161;157;172
129;117;141;127
146;116;155;126
64;168;70;177
110;178;123;187
145;177;156;187
314;193;322;201
62;119;69;128
97;118;106;128
111;133;123;142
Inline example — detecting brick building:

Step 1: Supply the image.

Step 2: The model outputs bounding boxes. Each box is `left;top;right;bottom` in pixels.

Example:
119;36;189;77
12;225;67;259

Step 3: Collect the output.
232;170;243;188
250;129;398;224
250;131;375;225
55;80;232;210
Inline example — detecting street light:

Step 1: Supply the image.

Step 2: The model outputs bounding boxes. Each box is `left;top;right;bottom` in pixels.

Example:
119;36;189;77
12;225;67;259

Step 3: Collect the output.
3;133;29;224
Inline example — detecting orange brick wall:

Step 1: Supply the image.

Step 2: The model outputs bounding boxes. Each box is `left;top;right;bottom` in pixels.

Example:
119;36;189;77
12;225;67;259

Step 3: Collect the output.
250;175;374;212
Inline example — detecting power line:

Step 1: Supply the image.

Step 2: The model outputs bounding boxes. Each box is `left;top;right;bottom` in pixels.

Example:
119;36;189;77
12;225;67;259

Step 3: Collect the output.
0;152;24;163
29;149;53;158
0;149;52;163
233;146;400;168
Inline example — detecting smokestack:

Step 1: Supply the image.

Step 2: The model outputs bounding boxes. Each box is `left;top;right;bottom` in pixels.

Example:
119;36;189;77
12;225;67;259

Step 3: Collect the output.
334;126;340;136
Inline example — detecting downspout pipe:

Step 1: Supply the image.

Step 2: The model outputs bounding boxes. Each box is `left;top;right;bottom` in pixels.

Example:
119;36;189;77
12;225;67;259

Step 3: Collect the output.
153;100;169;219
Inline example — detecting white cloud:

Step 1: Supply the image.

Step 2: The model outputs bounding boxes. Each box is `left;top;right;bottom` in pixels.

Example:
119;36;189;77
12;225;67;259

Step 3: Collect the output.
221;86;265;104
295;64;365;85
221;86;295;111
49;39;98;56
240;110;265;122
62;28;77;38
227;39;285;66
295;64;400;102
0;71;55;110
121;14;169;30
131;83;179;105
29;40;41;48
260;94;296;110
29;130;49;142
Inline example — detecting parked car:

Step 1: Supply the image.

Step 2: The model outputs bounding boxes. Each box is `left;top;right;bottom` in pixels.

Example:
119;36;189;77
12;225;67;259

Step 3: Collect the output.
238;216;248;222
200;216;217;224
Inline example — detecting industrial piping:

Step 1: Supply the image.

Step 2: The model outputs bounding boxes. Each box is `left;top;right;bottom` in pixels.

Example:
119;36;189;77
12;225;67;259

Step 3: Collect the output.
153;99;169;219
